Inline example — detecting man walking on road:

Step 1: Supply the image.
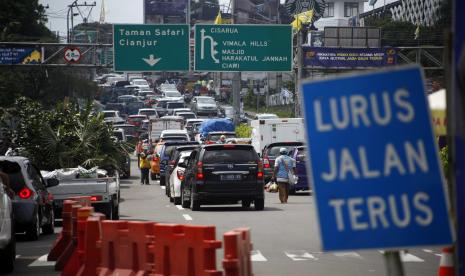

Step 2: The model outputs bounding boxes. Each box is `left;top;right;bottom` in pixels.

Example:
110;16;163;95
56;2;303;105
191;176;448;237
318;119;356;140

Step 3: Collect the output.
139;152;151;185
272;148;296;203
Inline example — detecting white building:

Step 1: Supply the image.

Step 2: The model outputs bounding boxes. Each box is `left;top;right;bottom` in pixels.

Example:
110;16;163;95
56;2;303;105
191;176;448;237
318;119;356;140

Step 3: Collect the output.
314;0;367;29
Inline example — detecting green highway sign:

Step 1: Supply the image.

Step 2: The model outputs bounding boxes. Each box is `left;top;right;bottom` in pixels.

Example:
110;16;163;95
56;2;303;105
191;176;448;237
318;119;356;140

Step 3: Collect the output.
194;24;292;72
113;24;189;71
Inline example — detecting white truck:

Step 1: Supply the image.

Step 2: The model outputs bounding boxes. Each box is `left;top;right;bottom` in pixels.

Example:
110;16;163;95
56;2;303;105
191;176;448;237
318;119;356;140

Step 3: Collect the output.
149;116;185;143
250;118;305;155
44;168;120;220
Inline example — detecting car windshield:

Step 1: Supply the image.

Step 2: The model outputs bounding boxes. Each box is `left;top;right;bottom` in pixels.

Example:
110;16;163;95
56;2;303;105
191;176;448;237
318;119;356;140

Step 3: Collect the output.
165;91;181;97
266;144;303;157
157;101;168;108
116;126;136;135
209;133;236;141
133;80;148;86
167;102;184;109
202;148;257;164
113;131;124;141
103;112;116;118
197;98;215;104
0;161;25;192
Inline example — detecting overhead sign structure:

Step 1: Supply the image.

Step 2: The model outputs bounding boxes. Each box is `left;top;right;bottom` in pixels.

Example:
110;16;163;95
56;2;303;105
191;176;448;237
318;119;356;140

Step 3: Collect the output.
63;47;82;63
0;47;42;65
194;24;292;72
301;66;453;251
113;24;189;72
303;47;397;68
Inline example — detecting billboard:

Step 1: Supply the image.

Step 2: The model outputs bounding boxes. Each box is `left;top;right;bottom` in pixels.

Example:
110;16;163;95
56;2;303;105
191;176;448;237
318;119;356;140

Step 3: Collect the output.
303;47;397;68
0;47;42;65
144;0;188;23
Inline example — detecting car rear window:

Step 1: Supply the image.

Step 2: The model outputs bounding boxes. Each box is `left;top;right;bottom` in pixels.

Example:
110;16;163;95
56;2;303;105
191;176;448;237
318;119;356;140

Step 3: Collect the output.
0;161;25;192
266;143;304;157
202;148;257;164
163;145;179;158
167;102;184;109
140;110;157;117
208;133;236;141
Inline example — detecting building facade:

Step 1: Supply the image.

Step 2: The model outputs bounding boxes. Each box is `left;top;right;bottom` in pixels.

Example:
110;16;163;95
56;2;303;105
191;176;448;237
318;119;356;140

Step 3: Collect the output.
314;0;366;29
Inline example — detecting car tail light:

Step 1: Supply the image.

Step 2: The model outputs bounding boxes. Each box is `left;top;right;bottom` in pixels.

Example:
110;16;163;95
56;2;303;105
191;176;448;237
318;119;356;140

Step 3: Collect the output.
90;195;103;202
263;157;270;169
18;187;33;199
223;144;235;148
196;161;204;180
257;160;264;179
177;170;185;181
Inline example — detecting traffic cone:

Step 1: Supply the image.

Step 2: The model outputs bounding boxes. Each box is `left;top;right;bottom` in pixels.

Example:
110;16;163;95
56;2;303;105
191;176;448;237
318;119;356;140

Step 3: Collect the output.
438;247;454;276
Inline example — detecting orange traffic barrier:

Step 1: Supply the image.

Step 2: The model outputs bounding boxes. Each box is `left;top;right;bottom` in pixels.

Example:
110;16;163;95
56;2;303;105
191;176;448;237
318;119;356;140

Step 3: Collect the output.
62;207;94;276
438;247;454;276
222;228;253;276
55;203;82;271
76;213;106;276
48;200;76;261
151;224;222;276
98;220;157;275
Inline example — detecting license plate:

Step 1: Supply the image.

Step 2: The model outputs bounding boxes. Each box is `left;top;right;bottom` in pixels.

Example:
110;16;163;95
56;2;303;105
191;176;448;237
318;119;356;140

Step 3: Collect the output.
220;174;241;181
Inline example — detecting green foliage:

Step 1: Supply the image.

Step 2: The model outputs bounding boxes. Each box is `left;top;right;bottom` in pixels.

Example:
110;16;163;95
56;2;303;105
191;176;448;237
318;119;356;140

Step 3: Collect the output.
236;124;252;138
0;98;129;171
440;146;449;177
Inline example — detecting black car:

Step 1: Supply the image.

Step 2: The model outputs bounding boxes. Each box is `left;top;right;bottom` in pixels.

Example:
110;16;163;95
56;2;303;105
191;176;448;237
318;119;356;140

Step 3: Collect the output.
182;144;264;211
262;142;305;182
0;157;58;240
164;145;200;198
157;141;199;186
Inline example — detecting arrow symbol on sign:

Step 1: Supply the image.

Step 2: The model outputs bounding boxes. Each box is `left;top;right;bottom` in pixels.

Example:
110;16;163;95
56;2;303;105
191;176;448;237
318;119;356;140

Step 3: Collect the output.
142;54;161;66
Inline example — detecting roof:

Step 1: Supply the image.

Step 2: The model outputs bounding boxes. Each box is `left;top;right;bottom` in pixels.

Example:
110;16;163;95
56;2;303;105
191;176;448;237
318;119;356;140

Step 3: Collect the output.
139;108;156;111
208;131;236;135
0;156;29;162
161;129;188;134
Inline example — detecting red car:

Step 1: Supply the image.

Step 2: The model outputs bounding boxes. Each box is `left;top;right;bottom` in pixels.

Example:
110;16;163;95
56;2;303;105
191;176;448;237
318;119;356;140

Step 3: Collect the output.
127;115;147;128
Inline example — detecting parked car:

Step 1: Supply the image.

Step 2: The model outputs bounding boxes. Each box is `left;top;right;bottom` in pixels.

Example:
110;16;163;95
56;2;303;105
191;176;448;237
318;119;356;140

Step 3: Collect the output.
138;108;158;119
262;142;305;182
102;110;125;124
177;112;197;121
192;96;218;116
127;114;147;128
155;141;199;186
168;151;192;205
160;129;190;142
0;174;15;272
289;146;310;194
0;157;58;240
182;144;264;211
166;101;186;115
165;144;200;198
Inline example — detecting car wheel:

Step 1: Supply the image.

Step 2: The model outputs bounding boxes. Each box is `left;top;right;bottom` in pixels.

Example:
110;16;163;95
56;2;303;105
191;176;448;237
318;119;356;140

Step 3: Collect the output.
241;200;251;209
181;187;190;208
42;208;55;235
25;211;40;241
103;201;114;220
0;234;15;273
254;198;264;211
150;172;156;180
174;196;181;205
160;177;165;186
190;191;200;211
289;187;296;195
112;203;120;220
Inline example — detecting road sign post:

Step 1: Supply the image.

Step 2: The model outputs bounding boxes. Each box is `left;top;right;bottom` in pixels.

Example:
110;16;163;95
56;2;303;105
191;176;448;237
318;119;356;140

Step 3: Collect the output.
194;24;292;72
113;24;189;71
301;66;453;253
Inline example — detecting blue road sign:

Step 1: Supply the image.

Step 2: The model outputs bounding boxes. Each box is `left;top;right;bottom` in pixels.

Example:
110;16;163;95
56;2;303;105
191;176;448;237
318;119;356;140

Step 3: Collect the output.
301;66;453;251
0;47;42;64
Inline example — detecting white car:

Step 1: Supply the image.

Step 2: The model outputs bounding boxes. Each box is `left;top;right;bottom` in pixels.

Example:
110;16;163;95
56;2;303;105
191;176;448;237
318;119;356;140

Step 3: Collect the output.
0;175;15;273
102;110;125;124
169;151;192;205
131;78;150;90
138;108;158;119
160;129;190;141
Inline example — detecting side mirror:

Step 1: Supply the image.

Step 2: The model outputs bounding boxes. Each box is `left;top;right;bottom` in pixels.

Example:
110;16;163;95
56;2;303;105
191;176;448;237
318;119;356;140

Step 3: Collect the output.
46;178;59;188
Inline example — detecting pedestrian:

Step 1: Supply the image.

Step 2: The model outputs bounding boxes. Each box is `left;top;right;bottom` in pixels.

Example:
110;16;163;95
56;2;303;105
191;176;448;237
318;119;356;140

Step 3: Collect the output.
139;152;151;185
272;148;296;204
217;135;227;144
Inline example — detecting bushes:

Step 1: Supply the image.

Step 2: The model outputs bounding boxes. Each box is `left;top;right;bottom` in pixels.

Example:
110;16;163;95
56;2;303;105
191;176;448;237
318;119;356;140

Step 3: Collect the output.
236;124;252;138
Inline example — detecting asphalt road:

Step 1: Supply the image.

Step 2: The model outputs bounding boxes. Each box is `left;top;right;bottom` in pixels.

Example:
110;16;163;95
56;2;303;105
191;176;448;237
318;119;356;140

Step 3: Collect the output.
12;156;442;276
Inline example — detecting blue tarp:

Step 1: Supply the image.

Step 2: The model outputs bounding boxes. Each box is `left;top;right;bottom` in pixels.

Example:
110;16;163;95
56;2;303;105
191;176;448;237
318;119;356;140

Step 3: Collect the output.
199;119;235;137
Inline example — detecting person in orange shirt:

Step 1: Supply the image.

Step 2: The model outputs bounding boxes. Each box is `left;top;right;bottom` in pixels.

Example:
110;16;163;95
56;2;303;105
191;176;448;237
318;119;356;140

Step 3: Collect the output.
150;153;160;180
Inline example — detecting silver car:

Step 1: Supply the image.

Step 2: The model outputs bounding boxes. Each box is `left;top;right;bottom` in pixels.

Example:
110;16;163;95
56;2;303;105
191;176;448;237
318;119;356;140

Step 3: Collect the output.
192;96;218;116
0;175;15;273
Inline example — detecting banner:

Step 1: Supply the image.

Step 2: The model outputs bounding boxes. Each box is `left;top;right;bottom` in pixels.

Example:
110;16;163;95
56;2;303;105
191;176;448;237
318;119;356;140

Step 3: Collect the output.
144;0;187;23
303;47;397;68
0;47;42;65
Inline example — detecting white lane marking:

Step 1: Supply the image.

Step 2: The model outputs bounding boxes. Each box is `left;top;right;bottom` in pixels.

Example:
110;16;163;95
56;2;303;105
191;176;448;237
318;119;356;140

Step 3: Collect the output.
161;186;166;190
435;254;442;257
251;250;267;262
28;254;55;267
333;252;363;259
183;214;193;221
422;249;433;253
378;251;424;263
285;250;318;261
400;252;424;263
176;205;184;210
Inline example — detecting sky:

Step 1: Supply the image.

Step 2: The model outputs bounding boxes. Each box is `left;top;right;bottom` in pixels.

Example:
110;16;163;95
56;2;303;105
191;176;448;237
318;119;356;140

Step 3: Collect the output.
40;0;396;39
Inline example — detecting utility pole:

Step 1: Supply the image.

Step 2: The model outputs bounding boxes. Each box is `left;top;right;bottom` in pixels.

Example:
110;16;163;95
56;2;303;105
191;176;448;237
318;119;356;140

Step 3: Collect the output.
231;0;242;125
66;1;96;43
294;30;303;117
